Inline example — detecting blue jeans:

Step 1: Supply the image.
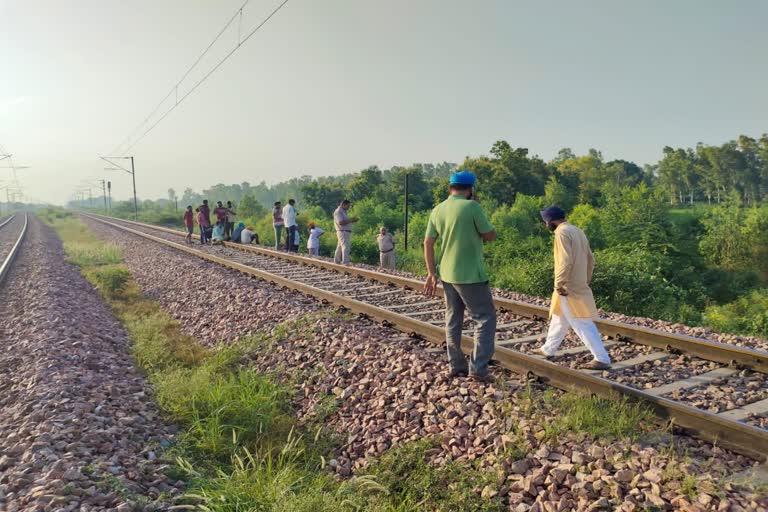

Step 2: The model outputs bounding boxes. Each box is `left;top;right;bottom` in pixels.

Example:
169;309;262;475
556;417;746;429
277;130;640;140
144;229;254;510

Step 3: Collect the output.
274;225;283;249
443;282;497;376
199;225;209;244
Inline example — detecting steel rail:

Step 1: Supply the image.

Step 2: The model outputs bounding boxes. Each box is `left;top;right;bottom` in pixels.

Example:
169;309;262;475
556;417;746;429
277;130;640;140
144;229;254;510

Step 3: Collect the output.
0;214;16;230
85;213;768;373
0;213;28;285
87;214;768;461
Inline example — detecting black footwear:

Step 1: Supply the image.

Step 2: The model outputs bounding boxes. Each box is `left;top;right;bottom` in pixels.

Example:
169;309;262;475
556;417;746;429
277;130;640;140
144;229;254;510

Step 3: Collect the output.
468;373;492;383
448;369;468;378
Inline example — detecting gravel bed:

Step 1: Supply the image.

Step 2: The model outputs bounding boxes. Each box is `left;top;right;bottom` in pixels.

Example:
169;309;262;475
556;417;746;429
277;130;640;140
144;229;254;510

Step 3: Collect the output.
613;355;724;390
84;217;768;511
742;415;768;430
86;220;322;346
0;217;180;511
665;371;768;414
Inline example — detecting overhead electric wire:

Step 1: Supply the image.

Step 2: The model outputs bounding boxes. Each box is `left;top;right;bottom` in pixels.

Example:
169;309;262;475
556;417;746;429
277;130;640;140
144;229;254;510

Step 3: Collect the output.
109;0;252;156
110;0;289;156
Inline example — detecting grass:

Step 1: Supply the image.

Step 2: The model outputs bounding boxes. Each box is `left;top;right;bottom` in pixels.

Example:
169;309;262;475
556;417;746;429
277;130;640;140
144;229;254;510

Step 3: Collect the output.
540;389;655;442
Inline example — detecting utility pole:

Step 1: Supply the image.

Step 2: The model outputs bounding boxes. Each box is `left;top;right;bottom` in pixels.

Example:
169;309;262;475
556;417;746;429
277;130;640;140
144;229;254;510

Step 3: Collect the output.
100;179;108;213
101;155;138;220
403;172;410;251
107;181;112;214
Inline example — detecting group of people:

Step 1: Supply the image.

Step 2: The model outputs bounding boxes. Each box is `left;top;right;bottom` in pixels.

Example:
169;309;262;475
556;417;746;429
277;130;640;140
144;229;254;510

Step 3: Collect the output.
272;197;396;269
183;199;258;246
182;170;608;381
424;170;610;382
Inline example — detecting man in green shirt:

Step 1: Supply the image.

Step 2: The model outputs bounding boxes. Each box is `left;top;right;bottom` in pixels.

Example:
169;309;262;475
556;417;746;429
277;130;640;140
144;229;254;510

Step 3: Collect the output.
424;170;497;381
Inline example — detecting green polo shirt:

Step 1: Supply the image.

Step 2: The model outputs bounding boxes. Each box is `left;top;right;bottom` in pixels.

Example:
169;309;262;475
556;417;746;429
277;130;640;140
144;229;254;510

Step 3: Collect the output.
425;195;494;284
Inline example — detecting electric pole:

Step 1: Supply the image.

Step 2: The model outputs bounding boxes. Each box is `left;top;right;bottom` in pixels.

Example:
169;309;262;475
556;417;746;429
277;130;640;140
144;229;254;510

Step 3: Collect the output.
101;155;138;220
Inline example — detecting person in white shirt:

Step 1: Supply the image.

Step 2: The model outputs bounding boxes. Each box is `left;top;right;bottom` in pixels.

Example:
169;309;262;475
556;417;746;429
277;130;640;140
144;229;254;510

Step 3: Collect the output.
282;199;298;252
241;225;258;245
377;226;396;269
307;222;325;256
333;199;358;264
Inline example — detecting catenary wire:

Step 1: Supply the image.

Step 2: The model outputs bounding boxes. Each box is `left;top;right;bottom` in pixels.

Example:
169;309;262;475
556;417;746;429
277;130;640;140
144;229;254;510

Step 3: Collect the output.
108;0;253;156
112;0;288;156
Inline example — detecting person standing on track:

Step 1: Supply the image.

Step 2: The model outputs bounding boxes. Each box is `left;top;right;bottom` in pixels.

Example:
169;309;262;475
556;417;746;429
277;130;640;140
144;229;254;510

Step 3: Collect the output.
538;206;611;370
307;222;325;256
282;199;298;252
377;226;395;270
183;205;194;244
423;170;497;381
214;201;228;227
196;207;210;245
200;199;211;226
272;201;284;249
225;200;237;241
333;199;358;265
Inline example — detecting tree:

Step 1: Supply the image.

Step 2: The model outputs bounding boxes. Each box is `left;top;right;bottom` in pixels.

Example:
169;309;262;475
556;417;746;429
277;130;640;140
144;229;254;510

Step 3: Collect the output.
238;194;266;219
300;181;346;216
167;188;177;202
348;166;384;202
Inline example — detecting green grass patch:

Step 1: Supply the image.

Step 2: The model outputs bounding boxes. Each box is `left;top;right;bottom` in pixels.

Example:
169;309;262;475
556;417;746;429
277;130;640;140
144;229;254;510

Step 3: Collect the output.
541;390;654;441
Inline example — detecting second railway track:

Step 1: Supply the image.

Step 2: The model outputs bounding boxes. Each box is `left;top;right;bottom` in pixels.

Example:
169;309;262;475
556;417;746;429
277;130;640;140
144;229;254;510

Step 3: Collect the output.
84;213;768;460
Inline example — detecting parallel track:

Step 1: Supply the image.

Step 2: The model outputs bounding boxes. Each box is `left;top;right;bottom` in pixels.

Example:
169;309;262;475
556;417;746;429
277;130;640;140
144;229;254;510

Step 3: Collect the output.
85;213;768;460
0;213;28;285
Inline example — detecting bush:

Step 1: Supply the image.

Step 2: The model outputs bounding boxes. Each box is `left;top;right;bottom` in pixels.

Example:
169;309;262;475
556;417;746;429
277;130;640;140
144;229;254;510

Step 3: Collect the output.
591;247;689;321
704;289;768;338
89;266;130;297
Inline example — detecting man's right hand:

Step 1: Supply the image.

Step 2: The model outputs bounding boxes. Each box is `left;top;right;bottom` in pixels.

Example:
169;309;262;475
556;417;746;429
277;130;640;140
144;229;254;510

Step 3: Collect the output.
424;274;439;297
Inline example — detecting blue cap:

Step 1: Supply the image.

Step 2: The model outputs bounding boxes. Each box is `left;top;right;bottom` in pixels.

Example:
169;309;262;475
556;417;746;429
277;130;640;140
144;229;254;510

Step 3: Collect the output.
449;170;476;186
540;206;566;222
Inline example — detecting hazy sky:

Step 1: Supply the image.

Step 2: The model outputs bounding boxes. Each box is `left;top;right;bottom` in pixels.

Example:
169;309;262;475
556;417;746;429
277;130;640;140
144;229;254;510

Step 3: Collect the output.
1;0;766;205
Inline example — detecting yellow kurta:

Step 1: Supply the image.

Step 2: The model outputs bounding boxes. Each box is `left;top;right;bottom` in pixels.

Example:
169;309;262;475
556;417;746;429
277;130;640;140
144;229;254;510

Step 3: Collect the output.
549;222;599;319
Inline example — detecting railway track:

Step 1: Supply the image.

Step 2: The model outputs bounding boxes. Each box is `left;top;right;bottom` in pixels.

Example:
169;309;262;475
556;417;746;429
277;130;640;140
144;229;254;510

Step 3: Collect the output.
85;213;768;460
0;213;28;285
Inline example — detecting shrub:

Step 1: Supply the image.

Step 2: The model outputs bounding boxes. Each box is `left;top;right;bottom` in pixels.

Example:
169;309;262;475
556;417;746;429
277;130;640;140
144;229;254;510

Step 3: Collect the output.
89;266;130;297
704;289;768;338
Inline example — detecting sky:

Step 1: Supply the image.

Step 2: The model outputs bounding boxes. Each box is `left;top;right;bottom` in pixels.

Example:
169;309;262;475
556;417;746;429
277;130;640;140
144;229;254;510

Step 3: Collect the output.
1;0;766;205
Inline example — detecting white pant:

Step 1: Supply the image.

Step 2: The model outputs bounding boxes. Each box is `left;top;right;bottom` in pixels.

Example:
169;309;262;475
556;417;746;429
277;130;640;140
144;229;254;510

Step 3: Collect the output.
542;296;611;364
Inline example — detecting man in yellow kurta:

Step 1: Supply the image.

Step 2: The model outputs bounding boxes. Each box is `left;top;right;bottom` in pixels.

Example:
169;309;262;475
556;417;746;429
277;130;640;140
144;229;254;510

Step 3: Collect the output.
539;206;611;370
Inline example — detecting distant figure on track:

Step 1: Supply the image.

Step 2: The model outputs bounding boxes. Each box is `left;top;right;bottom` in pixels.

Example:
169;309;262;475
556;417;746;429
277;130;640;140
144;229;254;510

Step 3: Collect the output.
377;226;395;270
282;199;298;252
424;171;497;382
273;201;284;249
241;225;258;245
214;201;228;228
200;199;211;226
196;207;210;245
333;199;358;265
307;222;325;256
231;222;246;244
225;200;237;240
538;206;611;370
183;205;194;244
